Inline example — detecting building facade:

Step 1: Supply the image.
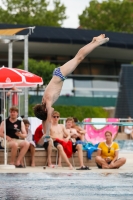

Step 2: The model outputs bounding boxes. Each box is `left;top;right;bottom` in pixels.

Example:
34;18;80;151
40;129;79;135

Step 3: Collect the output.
0;24;133;107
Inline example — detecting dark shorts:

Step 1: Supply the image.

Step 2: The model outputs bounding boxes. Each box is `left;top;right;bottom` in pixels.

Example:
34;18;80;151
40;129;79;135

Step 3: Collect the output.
53;141;77;153
96;161;112;169
76;137;80;141
96;158;120;169
43;141;49;150
0;141;4;149
36;144;43;148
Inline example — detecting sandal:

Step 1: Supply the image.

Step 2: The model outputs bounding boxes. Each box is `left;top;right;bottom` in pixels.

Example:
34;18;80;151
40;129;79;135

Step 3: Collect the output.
76;166;91;170
15;164;24;168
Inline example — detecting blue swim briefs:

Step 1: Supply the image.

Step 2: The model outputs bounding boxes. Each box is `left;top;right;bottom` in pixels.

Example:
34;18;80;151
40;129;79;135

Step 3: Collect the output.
53;67;67;81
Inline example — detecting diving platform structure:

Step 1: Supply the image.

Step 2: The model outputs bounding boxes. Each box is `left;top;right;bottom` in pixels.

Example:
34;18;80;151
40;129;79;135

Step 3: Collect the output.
0;27;35;117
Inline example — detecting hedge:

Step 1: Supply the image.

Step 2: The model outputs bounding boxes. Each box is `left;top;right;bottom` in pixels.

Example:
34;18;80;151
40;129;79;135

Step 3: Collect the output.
29;104;108;121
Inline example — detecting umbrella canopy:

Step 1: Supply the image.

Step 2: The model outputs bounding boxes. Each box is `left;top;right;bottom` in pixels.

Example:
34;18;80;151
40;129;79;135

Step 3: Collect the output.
0;66;43;88
0;66;43;168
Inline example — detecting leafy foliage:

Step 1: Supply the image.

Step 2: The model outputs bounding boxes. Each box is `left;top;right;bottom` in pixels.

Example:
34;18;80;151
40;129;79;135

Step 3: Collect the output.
18;58;57;85
29;104;108;121
79;0;133;33
0;0;67;27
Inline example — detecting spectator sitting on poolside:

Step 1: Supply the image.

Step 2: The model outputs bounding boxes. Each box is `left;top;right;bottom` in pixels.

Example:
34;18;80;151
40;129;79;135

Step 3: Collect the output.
95;131;126;169
65;117;85;141
65;117;79;142
72;117;86;141
124;117;133;140
23;119;36;167
51;112;90;170
34;124;55;168
0;106;29;168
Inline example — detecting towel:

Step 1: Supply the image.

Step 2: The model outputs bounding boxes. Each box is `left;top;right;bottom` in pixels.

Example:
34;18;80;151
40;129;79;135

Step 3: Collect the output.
28;117;42;135
55;138;72;158
87;143;99;159
76;140;98;160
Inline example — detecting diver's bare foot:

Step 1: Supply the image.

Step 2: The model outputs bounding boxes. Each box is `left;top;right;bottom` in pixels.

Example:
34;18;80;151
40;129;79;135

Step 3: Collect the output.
94;38;109;46
92;34;105;43
97;37;109;45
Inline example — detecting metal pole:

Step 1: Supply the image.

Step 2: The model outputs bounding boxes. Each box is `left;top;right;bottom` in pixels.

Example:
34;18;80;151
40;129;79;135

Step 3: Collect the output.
3;88;7;165
78;122;133;126
8;42;13;68
8;42;13;110
19;93;20;116
24;35;29;118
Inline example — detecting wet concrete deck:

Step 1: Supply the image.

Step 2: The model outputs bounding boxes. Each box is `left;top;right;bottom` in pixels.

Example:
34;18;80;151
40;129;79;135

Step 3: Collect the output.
0;151;132;174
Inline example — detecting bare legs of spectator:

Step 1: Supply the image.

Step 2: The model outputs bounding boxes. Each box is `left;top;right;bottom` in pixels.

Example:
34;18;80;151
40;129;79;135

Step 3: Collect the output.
58;152;62;167
9;141;18;165
15;141;29;166
95;156;126;169
57;144;73;169
76;144;85;167
47;139;54;167
9;140;29;166
95;156;110;169
29;144;35;167
109;158;126;169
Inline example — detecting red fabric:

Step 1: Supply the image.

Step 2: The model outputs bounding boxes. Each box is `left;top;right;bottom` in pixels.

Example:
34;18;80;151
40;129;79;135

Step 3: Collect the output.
34;124;43;144
16;68;43;83
55;138;72;158
0;66;43;88
12;92;18;106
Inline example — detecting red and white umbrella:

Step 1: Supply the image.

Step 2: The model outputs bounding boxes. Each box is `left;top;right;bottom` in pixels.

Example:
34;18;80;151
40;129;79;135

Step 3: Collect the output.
0;66;43;88
0;66;43;168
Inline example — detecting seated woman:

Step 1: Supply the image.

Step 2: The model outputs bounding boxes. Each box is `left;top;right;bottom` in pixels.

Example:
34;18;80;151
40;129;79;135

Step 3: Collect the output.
95;131;126;169
23;119;36;167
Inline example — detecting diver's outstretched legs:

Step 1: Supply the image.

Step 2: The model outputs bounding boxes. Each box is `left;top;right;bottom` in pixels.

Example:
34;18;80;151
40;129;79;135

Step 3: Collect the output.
60;34;109;76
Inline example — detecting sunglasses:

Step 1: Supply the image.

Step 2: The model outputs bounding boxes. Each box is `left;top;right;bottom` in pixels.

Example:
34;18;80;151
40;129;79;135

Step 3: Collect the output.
108;147;111;153
52;116;59;118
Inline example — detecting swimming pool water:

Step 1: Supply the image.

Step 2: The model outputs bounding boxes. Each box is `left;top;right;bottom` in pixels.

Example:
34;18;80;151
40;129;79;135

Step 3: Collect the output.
0;173;133;200
115;140;133;151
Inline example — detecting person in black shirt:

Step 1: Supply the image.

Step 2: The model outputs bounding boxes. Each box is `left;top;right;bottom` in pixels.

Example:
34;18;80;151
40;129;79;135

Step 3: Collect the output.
0;106;29;167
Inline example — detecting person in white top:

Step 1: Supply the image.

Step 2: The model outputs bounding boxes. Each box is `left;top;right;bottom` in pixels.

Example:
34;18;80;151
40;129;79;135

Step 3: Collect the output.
23;119;36;167
124;117;133;140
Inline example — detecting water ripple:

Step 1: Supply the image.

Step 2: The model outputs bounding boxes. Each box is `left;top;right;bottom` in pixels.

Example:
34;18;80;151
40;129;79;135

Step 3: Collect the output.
0;173;133;200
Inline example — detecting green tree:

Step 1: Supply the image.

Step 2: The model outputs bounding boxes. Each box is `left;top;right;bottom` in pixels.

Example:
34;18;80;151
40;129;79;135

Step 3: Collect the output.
0;0;67;27
79;0;133;33
18;59;57;85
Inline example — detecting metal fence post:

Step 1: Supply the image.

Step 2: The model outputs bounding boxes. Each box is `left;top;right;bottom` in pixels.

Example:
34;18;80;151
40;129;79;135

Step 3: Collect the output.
24;35;29;118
